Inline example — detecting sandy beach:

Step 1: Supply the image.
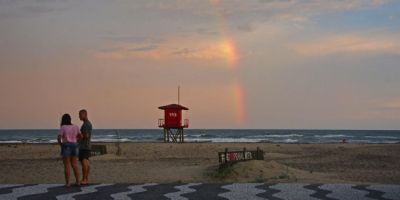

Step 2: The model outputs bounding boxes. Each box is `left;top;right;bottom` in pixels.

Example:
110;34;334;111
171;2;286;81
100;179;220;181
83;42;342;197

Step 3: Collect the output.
0;143;399;184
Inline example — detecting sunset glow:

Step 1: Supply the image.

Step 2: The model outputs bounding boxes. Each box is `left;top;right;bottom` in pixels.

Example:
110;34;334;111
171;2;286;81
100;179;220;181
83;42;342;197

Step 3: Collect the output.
233;81;245;124
210;0;245;124
219;38;239;67
1;1;400;129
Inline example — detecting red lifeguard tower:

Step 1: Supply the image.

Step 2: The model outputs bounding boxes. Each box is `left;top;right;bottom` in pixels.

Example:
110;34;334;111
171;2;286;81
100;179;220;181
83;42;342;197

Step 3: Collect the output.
158;87;189;143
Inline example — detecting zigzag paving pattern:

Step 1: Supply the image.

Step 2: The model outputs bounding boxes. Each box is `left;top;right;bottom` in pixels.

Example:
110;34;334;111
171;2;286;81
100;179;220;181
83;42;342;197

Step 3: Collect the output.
0;183;399;200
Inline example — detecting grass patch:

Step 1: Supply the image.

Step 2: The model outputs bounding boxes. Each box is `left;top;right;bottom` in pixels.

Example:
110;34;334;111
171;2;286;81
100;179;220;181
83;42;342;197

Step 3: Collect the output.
269;173;290;180
208;164;235;180
254;176;265;183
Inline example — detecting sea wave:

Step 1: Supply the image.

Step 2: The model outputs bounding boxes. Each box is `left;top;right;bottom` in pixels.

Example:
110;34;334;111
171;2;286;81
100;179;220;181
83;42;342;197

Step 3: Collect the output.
188;134;216;138
185;138;270;143
0;129;399;144
0;140;22;143
91;138;137;142
248;134;303;138
185;137;298;143
283;139;298;143
105;134;117;137
365;136;398;139
315;134;354;138
349;139;399;144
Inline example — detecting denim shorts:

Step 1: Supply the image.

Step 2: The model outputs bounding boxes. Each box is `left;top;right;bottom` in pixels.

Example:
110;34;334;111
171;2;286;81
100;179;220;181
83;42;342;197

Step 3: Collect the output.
61;143;79;157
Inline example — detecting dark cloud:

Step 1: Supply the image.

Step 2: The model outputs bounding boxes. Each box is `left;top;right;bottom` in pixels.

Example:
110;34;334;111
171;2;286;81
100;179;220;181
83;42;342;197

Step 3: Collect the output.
237;23;254;32
258;0;292;3
98;47;124;53
171;48;198;55
102;35;164;44
0;0;72;20
195;28;218;35
97;45;158;53
128;45;158;52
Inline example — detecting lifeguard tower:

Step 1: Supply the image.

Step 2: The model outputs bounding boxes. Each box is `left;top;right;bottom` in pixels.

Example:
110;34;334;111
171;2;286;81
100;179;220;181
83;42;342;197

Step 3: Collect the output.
158;87;189;143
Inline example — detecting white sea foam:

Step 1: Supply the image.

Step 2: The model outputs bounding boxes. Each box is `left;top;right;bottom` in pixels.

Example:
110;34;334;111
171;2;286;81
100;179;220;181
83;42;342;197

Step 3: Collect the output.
0;129;398;144
365;136;398;139
249;134;303;138
315;134;354;138
283;139;298;143
91;138;132;142
105;134;117;137
185;138;263;143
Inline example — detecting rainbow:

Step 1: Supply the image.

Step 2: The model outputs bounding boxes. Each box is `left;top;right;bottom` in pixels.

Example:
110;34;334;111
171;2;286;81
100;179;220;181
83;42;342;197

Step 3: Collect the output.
210;0;245;125
233;80;245;124
219;38;239;67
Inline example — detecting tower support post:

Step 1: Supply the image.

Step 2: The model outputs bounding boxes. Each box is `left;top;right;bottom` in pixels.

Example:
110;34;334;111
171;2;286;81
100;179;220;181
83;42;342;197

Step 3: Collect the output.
163;128;184;143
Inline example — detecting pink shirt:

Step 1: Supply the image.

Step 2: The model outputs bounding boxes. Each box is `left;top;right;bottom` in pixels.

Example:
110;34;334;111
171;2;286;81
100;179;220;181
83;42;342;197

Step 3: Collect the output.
58;125;80;143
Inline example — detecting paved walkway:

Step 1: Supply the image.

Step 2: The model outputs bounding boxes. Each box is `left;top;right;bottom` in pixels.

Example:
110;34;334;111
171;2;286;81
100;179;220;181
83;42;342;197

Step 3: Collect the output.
0;183;399;200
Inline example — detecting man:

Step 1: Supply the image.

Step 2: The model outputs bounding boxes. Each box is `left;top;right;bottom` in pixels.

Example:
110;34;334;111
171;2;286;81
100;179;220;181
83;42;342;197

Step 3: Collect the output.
78;109;92;185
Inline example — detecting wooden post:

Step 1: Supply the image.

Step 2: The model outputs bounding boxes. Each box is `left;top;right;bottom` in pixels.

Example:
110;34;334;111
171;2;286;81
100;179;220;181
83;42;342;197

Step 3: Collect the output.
181;129;184;143
167;129;170;142
243;147;246;160
224;148;228;163
171;130;176;142
181;132;183;143
116;130;121;156
178;129;181;143
256;147;260;160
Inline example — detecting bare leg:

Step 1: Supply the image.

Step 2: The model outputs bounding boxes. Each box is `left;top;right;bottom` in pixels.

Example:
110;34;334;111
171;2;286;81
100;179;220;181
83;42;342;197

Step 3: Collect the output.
63;157;71;187
80;158;84;183
86;160;90;182
81;159;90;184
70;156;80;186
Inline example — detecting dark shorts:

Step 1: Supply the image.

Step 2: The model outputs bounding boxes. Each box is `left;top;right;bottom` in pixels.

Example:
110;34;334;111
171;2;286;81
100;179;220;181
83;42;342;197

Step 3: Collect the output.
79;149;91;161
61;143;79;157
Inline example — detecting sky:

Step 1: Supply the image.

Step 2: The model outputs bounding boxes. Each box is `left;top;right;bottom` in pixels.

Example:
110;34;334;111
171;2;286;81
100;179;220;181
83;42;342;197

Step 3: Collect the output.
0;0;400;129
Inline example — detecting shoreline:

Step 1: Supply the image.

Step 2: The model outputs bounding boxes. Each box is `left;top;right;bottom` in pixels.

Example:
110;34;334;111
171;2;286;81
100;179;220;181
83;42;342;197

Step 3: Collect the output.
1;129;399;144
1;141;399;145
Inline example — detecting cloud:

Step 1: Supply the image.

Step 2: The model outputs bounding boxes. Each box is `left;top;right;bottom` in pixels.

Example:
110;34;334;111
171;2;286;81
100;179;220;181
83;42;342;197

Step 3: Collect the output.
291;34;400;56
102;35;164;44
237;23;254;32
351;97;400;120
171;48;199;55
93;36;238;64
98;47;124;53
379;98;400;110
195;28;218;36
95;36;163;58
134;0;390;36
0;0;73;19
128;45;158;52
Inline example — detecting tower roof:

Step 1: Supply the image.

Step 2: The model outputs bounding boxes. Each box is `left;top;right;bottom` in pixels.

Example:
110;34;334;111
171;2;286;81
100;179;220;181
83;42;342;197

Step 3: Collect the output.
158;104;189;110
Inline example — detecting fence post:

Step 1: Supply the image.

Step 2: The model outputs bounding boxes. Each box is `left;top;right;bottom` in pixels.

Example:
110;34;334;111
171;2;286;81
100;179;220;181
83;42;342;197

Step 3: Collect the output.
225;148;228;163
116;130;121;156
256;146;260;160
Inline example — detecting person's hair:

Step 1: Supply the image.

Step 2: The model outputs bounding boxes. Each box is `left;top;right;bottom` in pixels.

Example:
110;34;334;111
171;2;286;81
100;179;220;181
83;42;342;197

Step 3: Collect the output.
60;113;72;126
79;109;87;114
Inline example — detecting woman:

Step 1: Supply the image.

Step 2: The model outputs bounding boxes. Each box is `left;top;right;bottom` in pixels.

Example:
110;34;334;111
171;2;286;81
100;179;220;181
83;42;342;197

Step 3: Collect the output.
58;113;82;187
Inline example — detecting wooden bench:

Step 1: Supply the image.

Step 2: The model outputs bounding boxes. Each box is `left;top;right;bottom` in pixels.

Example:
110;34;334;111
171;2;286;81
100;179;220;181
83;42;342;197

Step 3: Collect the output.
90;145;107;156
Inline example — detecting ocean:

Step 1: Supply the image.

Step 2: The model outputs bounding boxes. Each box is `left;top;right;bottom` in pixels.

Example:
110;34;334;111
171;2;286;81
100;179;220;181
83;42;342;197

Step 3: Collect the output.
0;129;399;144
